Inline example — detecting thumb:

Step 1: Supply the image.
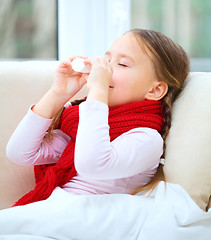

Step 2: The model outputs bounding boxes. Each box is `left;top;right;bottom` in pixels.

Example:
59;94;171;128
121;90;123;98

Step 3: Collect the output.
79;74;88;86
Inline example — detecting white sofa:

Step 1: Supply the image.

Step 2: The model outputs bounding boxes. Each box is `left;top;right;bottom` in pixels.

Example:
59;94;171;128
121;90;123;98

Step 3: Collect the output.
0;61;210;213
0;61;87;210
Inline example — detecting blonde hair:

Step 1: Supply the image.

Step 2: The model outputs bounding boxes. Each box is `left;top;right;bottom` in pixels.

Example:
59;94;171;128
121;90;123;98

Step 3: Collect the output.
130;29;190;195
45;98;87;140
47;29;190;195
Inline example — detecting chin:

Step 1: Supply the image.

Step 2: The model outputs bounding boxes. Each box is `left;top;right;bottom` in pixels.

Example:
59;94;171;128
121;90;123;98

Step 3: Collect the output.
108;100;118;107
108;99;127;107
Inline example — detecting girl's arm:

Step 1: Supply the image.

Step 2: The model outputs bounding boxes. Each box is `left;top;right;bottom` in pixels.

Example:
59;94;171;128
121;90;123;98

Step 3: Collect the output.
6;57;88;165
74;100;163;180
75;58;162;179
6;106;71;165
74;57;163;179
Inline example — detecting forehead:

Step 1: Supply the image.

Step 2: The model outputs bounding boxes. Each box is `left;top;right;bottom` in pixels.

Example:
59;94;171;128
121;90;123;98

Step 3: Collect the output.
109;32;148;61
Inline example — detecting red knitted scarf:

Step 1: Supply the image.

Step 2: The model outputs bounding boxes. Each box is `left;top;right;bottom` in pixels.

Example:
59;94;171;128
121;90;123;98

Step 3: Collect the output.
13;100;163;206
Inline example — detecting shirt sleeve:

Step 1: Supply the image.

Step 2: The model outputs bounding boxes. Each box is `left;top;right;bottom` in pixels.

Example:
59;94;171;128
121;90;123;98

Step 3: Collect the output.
74;100;163;180
6;106;71;165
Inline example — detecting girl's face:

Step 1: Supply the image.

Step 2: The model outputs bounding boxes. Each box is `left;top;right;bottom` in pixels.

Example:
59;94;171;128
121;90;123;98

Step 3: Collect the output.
105;32;162;107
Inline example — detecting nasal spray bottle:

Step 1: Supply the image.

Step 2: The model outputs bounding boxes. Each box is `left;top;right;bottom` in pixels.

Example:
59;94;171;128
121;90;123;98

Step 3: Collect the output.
71;58;91;73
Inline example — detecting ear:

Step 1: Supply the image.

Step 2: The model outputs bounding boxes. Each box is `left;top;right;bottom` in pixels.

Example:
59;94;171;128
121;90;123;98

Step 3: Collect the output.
145;81;168;101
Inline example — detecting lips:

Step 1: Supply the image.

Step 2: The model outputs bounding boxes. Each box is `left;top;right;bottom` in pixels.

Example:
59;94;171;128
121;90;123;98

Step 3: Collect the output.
109;86;114;88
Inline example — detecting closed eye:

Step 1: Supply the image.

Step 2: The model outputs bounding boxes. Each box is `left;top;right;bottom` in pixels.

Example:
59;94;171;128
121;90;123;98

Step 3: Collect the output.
118;63;128;67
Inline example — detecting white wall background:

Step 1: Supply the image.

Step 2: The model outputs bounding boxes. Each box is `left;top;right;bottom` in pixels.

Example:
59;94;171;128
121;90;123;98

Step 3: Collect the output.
58;0;211;71
58;0;131;60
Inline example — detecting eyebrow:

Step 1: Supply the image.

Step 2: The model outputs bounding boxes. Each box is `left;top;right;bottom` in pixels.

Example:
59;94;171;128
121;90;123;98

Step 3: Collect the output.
105;51;135;62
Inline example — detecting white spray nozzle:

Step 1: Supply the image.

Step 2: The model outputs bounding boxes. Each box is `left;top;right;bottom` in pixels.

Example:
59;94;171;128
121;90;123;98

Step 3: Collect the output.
71;58;91;73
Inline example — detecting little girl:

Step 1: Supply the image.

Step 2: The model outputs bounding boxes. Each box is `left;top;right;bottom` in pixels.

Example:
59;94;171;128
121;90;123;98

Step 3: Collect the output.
6;29;190;206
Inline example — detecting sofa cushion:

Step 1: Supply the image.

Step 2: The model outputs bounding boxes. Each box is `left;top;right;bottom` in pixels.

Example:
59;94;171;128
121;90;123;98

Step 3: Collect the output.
164;72;211;211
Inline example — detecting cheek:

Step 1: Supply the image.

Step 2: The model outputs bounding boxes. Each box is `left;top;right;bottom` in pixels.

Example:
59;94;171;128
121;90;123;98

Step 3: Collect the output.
112;70;130;88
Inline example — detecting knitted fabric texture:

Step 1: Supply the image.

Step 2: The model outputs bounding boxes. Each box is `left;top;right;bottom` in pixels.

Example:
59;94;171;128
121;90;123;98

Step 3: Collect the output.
13;100;163;206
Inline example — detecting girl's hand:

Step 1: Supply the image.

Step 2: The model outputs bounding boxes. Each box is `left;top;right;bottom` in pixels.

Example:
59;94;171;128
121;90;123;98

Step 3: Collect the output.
85;57;113;105
85;57;112;91
33;56;89;119
51;56;89;101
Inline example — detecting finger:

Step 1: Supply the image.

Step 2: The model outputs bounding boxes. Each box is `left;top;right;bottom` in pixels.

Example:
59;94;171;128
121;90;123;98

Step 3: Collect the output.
68;55;88;62
81;73;89;81
79;75;88;86
58;59;72;69
57;68;68;74
84;57;96;65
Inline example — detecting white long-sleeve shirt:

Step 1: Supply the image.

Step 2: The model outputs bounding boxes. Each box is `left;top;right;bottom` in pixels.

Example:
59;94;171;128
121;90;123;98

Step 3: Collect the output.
6;100;163;195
